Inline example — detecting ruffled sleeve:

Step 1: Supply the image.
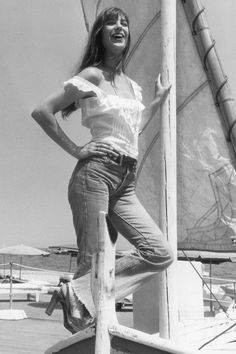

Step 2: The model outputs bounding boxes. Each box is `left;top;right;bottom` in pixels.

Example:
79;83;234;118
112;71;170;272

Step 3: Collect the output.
63;76;104;107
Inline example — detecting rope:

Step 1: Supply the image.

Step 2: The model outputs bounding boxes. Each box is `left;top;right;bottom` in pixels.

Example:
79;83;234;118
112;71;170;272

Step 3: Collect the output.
192;8;205;35
181;251;232;319
227;119;236;142
203;40;216;71
1;262;72;275
125;11;161;68
177;81;208;113
95;0;102;18
198;321;236;350
188;1;236;146
80;0;90;32
136;132;160;181
215;77;228;106
182;252;236;349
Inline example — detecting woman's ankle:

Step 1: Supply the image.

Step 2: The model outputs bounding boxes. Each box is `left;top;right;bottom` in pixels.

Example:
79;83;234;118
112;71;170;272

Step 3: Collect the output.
67;283;84;319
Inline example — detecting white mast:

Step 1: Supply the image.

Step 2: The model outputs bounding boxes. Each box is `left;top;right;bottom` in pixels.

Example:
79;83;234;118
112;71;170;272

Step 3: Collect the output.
159;0;178;341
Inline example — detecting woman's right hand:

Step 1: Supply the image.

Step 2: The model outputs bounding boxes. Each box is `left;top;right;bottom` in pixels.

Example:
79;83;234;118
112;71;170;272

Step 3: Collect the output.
78;141;119;160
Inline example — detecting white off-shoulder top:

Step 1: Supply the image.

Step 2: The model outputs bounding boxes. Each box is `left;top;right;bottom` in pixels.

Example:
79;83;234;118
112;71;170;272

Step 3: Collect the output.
63;76;145;159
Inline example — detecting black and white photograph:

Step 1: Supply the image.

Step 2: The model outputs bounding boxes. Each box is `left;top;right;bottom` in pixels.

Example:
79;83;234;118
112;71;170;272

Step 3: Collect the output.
0;1;236;353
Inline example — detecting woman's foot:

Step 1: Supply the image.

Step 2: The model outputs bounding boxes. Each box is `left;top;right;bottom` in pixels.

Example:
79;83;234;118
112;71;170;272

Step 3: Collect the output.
45;282;94;334
62;282;95;332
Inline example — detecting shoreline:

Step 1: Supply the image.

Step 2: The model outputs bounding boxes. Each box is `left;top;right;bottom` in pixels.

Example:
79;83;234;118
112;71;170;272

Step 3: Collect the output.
0;267;72;286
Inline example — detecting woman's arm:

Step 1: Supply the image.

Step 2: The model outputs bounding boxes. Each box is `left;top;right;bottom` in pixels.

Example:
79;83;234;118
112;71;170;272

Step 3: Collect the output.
139;74;171;135
31;89;83;159
31;67;118;159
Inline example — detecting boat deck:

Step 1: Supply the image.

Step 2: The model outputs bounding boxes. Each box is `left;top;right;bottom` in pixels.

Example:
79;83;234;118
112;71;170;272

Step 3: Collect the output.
0;293;133;354
1;293;235;354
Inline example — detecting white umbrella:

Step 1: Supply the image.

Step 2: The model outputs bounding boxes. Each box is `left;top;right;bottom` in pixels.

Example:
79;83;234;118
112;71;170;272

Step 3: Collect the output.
0;244;49;256
0;244;49;320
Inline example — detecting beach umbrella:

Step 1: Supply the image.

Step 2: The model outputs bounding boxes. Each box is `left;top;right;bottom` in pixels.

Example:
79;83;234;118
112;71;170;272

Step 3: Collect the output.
0;243;49;277
0;244;49;320
0;244;49;256
0;244;49;279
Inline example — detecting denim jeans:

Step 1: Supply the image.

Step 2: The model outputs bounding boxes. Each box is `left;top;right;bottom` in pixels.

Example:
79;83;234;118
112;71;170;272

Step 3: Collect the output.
68;156;173;317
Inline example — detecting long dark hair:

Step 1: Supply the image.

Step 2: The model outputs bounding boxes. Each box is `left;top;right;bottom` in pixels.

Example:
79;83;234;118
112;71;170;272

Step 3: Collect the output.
62;7;131;118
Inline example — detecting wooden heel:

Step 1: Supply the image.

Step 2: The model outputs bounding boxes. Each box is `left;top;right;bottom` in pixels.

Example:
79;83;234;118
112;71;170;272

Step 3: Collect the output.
45;290;60;316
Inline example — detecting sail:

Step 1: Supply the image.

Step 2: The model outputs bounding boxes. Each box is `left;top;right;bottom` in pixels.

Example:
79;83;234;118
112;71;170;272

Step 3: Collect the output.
81;0;236;259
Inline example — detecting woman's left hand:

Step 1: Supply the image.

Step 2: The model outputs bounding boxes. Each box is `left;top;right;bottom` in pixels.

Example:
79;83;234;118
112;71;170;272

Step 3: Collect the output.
154;73;171;101
139;74;172;134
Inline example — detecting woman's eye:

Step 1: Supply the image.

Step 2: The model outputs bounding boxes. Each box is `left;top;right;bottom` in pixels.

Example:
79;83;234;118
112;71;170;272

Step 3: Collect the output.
105;20;116;26
105;19;128;27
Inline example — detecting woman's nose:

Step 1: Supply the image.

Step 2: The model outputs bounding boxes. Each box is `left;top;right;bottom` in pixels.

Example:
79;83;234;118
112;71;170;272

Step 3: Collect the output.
115;20;122;29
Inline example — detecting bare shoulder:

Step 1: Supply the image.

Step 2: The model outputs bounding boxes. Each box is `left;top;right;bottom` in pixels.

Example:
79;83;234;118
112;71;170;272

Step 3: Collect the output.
78;67;103;87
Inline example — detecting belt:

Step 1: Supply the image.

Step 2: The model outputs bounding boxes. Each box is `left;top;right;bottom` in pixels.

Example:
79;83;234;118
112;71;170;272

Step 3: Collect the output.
108;152;137;169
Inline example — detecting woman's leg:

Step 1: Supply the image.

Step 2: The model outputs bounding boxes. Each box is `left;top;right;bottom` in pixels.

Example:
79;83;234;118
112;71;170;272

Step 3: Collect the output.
68;165;173;321
109;185;173;301
68;158;111;316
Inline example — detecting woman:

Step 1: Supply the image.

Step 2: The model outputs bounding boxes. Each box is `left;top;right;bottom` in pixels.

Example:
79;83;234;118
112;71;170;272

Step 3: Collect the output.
32;7;173;333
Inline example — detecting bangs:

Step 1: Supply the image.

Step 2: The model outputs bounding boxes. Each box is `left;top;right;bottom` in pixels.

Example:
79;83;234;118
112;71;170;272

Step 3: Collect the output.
102;8;129;25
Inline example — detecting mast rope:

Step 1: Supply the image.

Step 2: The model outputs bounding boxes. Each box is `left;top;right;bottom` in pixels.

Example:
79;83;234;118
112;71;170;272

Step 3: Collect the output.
80;0;90;32
227;119;236;142
177;80;208;113
215;77;228;106
203;40;216;71
192;7;205;35
186;1;236;147
125;11;161;68
136;132;160;181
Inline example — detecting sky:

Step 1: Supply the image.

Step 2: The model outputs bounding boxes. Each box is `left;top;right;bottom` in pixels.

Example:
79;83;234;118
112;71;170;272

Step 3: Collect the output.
1;0;236;248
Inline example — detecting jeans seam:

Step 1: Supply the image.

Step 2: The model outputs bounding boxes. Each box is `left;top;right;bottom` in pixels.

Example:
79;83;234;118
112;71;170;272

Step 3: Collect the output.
134;249;171;265
79;165;88;264
110;209;172;265
110;208;154;249
113;169;129;195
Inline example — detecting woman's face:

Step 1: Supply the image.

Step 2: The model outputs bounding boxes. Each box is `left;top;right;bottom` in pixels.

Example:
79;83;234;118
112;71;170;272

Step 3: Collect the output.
102;14;129;56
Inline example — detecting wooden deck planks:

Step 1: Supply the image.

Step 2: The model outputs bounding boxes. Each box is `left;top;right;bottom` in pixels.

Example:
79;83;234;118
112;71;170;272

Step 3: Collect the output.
0;294;133;354
0;319;69;354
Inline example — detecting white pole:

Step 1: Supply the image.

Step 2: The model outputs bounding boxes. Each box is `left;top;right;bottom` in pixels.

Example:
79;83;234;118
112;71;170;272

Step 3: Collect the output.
9;262;13;309
93;212;116;354
159;0;178;341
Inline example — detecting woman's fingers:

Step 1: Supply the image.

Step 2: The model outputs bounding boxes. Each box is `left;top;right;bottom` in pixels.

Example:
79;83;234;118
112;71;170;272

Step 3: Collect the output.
95;142;118;155
79;141;119;159
157;73;162;86
156;73;172;90
155;73;172;98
